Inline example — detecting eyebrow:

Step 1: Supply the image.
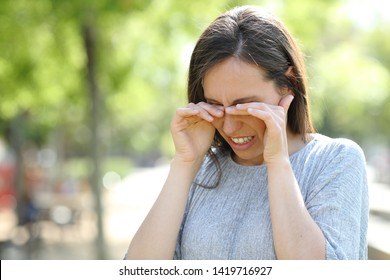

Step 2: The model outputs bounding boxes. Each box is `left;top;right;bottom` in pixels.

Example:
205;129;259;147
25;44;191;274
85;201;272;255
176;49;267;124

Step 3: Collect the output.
205;96;258;106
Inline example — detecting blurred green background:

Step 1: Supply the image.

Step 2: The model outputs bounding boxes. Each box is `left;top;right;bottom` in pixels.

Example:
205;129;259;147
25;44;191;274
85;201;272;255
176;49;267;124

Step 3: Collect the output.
0;0;389;259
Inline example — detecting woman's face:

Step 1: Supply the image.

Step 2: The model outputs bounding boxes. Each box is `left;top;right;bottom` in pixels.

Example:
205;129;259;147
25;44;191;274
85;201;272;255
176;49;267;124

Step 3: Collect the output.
203;57;284;165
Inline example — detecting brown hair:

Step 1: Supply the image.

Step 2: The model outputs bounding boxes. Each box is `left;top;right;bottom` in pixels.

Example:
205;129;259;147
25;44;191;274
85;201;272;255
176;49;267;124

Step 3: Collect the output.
187;6;314;151
188;6;315;186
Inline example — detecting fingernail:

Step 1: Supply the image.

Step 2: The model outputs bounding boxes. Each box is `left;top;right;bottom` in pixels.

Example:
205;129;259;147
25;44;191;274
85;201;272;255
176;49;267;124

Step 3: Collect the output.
216;107;224;113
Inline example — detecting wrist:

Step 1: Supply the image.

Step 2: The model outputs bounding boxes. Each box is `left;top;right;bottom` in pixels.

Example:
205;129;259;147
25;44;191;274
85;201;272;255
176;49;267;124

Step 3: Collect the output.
266;157;291;169
167;157;203;190
171;156;203;172
172;152;204;165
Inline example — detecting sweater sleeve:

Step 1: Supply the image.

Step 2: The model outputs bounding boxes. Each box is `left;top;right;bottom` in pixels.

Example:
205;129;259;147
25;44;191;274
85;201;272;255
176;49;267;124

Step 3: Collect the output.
304;139;369;259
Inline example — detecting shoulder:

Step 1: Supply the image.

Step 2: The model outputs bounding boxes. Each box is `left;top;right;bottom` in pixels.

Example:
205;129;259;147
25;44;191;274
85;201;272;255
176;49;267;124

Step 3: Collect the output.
301;134;367;181
293;134;367;178
312;134;366;162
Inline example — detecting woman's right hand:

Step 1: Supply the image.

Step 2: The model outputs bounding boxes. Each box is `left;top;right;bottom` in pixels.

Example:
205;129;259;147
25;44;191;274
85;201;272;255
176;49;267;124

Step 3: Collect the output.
171;102;224;164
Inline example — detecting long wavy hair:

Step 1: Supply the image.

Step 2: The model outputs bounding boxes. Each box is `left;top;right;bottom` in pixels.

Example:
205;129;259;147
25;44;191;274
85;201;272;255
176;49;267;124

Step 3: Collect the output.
188;6;315;187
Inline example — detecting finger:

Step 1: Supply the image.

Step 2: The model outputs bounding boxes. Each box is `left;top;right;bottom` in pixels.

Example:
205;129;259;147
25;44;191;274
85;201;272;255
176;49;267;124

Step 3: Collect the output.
198;102;224;117
187;103;214;122
238;103;283;126
175;107;199;117
224;106;249;115
246;108;285;136
226;103;272;116
247;108;273;122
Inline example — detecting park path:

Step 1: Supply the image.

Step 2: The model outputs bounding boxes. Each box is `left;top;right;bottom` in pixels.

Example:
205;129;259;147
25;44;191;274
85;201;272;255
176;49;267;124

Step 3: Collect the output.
105;164;390;259
2;163;388;259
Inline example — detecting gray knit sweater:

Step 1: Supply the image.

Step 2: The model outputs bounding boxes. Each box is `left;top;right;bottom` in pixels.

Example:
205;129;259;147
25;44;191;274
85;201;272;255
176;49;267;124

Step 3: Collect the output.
174;134;369;259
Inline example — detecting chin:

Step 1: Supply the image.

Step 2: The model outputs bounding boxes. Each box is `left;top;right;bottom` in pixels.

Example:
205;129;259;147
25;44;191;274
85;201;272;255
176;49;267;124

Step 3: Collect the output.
233;152;264;166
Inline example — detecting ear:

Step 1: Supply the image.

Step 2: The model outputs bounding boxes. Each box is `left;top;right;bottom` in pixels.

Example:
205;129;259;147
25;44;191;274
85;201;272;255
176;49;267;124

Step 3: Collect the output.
280;85;294;97
284;66;294;76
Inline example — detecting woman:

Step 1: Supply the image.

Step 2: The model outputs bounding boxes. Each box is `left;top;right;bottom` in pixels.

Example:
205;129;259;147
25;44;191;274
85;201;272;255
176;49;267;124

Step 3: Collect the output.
126;5;368;260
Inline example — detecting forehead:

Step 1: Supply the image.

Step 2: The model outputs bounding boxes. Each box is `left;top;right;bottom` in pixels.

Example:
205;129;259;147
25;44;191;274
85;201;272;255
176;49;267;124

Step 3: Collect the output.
203;57;277;104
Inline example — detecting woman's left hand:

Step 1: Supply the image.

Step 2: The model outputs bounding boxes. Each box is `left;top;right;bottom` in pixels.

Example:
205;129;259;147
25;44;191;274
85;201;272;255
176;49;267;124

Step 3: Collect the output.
226;95;294;165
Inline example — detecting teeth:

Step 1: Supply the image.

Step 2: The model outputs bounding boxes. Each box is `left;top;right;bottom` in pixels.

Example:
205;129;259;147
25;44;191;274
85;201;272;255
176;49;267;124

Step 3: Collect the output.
231;136;253;144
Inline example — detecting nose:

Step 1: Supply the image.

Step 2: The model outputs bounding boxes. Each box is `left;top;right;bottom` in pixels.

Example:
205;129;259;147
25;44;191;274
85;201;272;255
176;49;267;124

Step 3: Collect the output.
222;114;242;135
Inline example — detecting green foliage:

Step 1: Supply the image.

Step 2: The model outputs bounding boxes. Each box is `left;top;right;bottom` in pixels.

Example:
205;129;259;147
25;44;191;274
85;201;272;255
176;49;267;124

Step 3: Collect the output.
1;0;389;164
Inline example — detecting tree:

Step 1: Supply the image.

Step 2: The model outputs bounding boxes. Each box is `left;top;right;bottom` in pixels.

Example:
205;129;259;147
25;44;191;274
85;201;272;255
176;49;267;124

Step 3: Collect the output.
1;0;390;259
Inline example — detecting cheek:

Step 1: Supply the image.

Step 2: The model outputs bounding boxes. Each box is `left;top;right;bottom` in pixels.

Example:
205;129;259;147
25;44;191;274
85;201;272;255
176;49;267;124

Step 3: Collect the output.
211;118;224;131
250;118;266;136
242;115;266;133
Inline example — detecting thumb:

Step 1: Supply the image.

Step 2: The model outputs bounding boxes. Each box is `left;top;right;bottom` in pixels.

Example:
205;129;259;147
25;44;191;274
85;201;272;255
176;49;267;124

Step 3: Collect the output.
278;94;294;115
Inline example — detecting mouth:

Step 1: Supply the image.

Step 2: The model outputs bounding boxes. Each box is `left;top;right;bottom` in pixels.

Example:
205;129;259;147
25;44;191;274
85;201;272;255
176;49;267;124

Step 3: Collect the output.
230;136;254;145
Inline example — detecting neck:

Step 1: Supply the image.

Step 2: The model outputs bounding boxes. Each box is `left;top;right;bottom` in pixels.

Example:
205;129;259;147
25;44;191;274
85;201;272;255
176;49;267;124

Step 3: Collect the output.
287;129;310;156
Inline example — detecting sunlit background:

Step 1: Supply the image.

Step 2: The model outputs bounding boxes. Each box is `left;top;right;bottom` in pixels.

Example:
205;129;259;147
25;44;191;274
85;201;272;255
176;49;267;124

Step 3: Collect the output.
0;0;389;259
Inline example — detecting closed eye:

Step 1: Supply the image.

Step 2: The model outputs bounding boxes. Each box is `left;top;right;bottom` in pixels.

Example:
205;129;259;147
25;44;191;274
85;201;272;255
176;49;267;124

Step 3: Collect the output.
205;99;223;106
205;96;260;107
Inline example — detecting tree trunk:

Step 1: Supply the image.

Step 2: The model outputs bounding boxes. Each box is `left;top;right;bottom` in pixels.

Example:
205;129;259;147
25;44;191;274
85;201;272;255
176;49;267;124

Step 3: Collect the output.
10;112;26;227
83;18;106;260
